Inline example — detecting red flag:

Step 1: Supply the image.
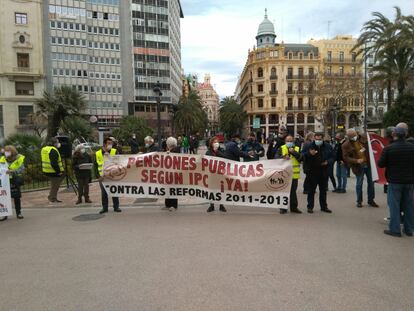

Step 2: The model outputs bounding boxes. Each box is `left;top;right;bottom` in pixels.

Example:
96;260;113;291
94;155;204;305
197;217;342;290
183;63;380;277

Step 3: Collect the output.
368;133;389;184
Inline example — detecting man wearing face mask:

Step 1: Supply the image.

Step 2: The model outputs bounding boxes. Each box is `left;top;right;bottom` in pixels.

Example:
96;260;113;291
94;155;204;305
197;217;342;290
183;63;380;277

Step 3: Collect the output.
302;132;333;214
225;134;250;162
342;129;379;208
95;137;121;214
267;126;288;160
41;137;65;203
242;132;265;162
144;136;159;153
72;144;93;205
277;135;302;214
129;134;139;154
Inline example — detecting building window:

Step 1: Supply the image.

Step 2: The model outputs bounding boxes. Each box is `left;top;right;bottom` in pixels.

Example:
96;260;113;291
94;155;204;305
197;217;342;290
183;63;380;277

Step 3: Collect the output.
327;51;332;61
271;67;276;77
17;53;29;68
309;67;314;77
352;52;356;62
379;90;384;102
288;98;293;110
327;66;332;75
271;98;276;108
15;82;34;96
339;66;344;76
18;105;34;124
287;67;293;78
15;13;27;24
298;98;303;109
351;66;356;76
339;51;344;61
258;67;263;78
298;67;303;78
287;83;293;93
258;98;264;108
257;84;263;93
271;83;277;92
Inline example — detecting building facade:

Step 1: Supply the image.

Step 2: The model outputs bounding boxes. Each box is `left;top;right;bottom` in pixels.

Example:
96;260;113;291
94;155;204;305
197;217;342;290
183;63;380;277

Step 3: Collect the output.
128;0;184;137
0;0;45;139
43;0;124;129
236;11;364;138
196;74;219;136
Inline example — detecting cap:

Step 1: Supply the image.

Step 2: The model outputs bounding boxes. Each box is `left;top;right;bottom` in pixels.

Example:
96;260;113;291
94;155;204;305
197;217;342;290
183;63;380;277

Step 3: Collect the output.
393;126;407;136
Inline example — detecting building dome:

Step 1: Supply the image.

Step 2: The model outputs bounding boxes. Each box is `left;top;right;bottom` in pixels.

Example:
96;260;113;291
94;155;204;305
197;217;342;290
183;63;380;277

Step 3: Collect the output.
257;9;275;37
256;9;276;48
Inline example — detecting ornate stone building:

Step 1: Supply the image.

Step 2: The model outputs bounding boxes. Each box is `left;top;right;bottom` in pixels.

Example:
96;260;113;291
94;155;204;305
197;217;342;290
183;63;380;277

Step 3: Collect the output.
235;10;364;137
196;74;219;135
0;0;45;139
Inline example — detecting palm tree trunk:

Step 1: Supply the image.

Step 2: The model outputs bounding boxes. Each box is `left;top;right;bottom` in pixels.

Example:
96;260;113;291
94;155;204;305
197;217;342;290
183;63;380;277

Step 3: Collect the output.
47;113;61;140
387;81;392;112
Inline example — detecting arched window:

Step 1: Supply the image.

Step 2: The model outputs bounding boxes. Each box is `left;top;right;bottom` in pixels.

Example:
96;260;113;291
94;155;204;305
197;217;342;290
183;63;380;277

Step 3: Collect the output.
287;113;294;124
258;67;263;78
307;115;315;123
297;113;305;123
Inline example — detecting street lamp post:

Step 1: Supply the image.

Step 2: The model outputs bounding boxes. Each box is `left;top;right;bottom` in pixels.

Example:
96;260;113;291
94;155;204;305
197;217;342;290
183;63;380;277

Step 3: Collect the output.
364;43;368;133
331;104;338;139
153;81;163;147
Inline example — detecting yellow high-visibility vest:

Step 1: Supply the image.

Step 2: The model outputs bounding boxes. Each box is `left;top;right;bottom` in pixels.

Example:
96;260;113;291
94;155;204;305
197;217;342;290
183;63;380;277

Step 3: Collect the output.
0;154;25;178
281;145;301;179
95;148;117;176
41;146;64;173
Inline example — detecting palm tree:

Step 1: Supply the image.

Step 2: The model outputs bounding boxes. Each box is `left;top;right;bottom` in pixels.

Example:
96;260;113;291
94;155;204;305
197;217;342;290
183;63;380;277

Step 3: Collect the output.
354;7;414;109
219;97;247;137
174;90;208;135
36;86;86;140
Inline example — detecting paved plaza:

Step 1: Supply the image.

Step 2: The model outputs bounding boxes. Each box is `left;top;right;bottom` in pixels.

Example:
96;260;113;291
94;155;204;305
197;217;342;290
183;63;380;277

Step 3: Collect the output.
1;177;414;311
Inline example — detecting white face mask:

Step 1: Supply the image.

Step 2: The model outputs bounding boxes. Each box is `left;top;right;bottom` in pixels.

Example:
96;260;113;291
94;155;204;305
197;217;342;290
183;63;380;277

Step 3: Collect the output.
4;151;11;158
351;136;358;142
106;144;113;150
56;143;61;149
145;143;150;148
213;142;220;150
80;148;86;153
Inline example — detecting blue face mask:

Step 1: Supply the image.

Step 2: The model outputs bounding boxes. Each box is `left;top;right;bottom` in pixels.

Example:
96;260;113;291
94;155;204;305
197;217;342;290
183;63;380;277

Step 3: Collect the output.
315;140;323;146
286;142;295;148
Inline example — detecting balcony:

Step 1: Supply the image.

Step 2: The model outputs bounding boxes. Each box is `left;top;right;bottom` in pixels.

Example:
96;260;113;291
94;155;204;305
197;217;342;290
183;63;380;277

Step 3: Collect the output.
286;105;316;112
286;90;295;95
286;75;317;80
270;90;278;95
4;67;42;81
13;67;32;72
270;75;278;80
324;73;363;79
324;58;361;64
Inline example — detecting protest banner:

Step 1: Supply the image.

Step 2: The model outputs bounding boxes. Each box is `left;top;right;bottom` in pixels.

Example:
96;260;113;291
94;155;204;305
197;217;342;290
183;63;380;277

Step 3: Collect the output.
102;153;293;209
368;132;388;184
0;164;13;217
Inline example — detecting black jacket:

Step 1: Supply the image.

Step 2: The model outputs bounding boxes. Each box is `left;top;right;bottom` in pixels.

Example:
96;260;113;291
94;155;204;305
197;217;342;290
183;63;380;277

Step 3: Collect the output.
378;139;414;184
145;144;159;153
225;140;248;162
266;136;285;159
302;141;333;175
72;152;92;180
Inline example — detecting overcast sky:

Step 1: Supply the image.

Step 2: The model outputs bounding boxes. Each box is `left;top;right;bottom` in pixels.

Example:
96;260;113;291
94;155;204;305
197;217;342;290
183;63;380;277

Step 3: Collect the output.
180;0;413;98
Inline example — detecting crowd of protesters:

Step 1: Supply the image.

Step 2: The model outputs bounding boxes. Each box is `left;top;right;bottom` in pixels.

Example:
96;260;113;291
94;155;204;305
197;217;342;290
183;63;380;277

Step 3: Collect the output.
1;124;413;239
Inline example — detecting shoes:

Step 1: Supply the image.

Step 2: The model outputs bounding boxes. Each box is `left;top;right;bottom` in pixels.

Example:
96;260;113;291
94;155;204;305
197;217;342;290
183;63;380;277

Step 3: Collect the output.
280;209;288;214
207;205;214;213
17;214;24;219
357;202;363;208
291;209;302;214
384;230;401;237
303;191;308;194
321;208;332;213
0;216;8;221
337;189;346;193
114;208;122;213
49;199;62;203
99;209;108;214
307;209;313;214
219;205;227;212
332;189;339;193
85;199;92;203
75;200;82;205
404;231;413;237
368;201;379;208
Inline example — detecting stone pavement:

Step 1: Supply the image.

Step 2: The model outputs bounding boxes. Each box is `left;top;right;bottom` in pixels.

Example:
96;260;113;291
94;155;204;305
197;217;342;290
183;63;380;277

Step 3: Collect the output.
1;174;414;311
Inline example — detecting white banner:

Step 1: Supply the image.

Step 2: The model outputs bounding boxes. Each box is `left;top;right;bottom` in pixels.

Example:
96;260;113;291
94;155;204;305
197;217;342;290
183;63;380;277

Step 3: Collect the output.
102;153;293;209
0;164;13;217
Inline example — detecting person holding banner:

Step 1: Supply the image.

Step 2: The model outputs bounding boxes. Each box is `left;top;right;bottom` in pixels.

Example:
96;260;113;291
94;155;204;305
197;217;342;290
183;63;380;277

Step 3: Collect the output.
302;132;333;214
277;135;302;214
95;137;121;214
164;137;181;210
206;137;227;213
378;126;414;237
0;146;25;221
41;138;65;203
342;129;379;208
242;132;265;162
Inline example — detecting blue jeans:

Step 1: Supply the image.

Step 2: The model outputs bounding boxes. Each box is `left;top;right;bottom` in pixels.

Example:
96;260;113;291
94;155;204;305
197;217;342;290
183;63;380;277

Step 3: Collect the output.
356;165;375;203
387;183;414;234
336;162;348;191
99;182;119;211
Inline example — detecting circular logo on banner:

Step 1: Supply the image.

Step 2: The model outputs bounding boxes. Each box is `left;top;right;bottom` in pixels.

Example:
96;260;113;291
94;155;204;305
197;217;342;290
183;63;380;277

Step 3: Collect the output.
265;170;290;191
104;164;127;181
